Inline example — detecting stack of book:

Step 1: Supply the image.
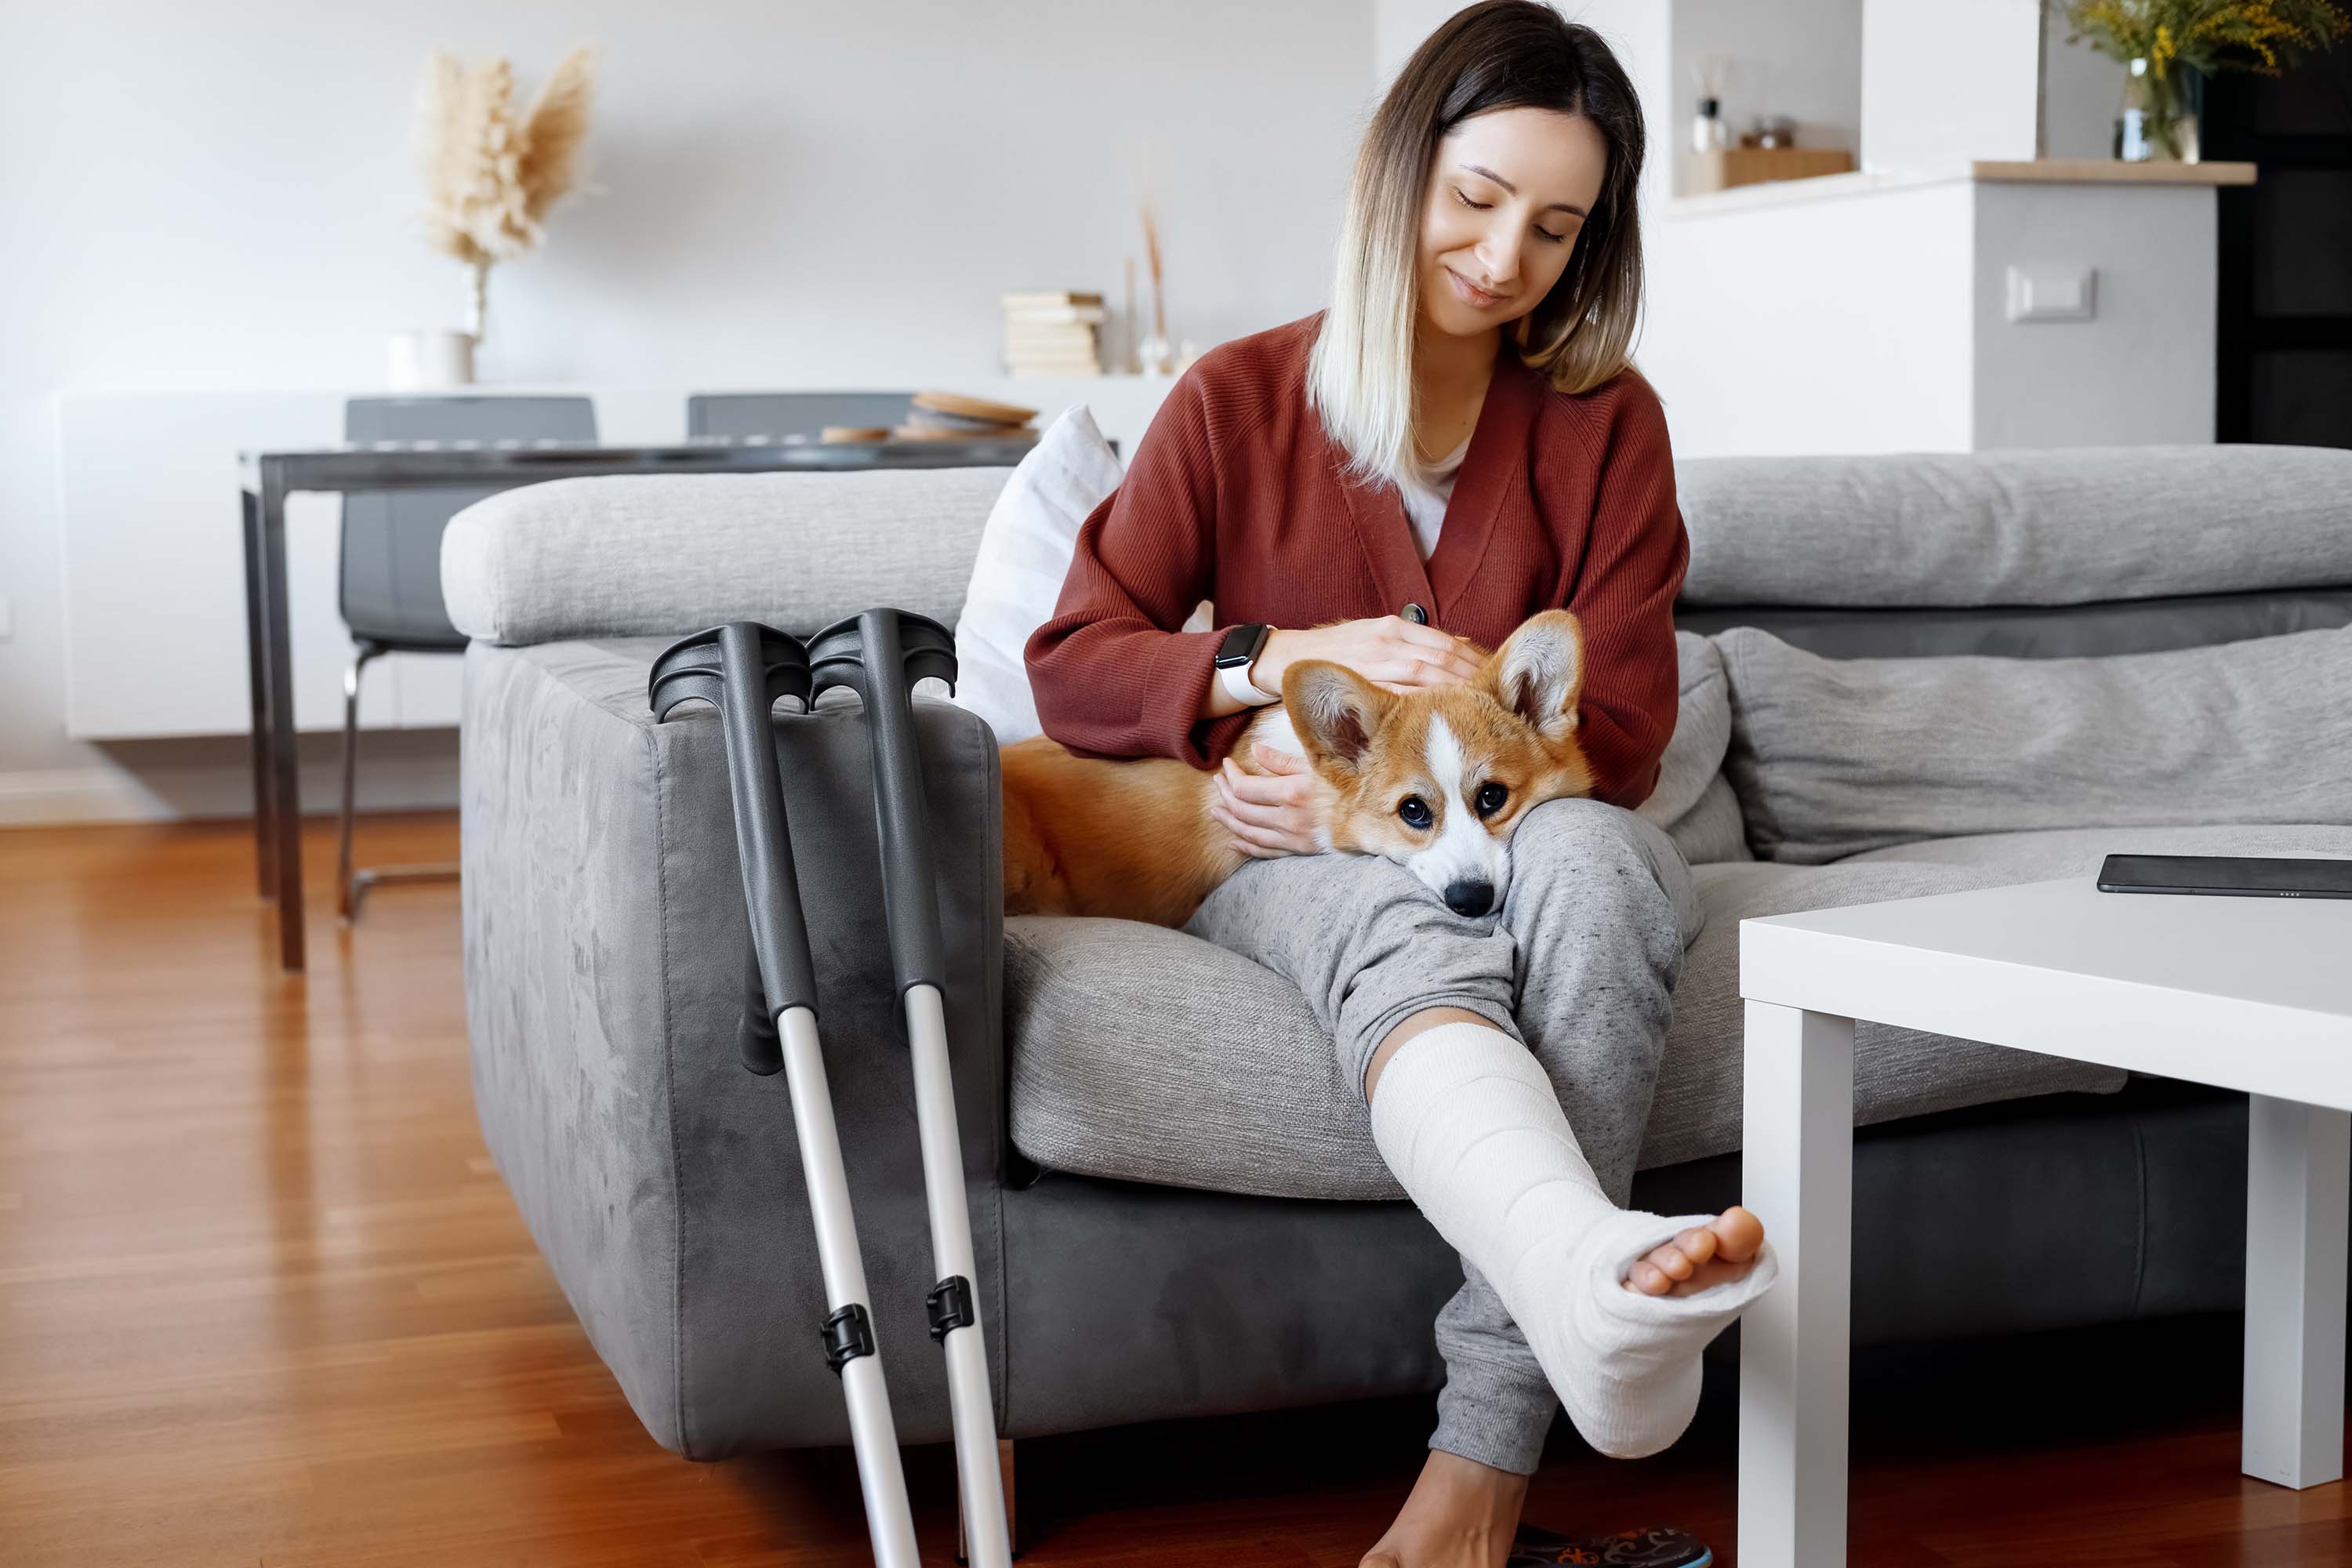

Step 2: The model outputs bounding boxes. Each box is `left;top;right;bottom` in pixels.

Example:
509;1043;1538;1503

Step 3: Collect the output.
891;390;1039;444
1001;290;1105;379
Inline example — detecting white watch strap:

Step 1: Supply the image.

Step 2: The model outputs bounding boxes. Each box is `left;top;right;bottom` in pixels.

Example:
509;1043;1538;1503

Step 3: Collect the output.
1218;659;1277;707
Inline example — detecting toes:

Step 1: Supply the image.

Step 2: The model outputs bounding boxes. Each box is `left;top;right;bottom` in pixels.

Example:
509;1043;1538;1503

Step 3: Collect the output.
1671;1226;1719;1268
1646;1240;1696;1282
1711;1205;1766;1264
1624;1258;1672;1295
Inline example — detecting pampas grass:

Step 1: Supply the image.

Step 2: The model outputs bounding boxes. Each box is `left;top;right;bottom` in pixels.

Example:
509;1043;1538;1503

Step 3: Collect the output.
416;44;597;340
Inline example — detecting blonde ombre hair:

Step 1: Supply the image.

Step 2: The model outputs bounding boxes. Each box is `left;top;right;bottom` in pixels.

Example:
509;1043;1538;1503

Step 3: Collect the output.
1310;2;1648;492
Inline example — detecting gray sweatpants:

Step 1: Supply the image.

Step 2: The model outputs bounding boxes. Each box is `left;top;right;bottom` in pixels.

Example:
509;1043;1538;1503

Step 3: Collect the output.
1182;797;1705;1474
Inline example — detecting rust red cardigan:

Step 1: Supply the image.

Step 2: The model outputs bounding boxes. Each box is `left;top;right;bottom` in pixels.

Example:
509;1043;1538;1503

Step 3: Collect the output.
1023;312;1689;810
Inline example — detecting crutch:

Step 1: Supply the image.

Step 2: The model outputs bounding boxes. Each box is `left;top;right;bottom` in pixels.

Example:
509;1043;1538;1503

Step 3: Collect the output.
808;608;1014;1568
647;621;921;1568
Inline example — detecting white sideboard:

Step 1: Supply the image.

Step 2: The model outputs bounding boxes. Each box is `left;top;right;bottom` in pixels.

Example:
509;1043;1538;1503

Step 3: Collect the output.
55;379;1176;742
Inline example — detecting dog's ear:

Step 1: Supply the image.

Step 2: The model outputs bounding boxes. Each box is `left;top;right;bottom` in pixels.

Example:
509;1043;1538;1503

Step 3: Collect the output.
1283;659;1391;776
1485;611;1584;741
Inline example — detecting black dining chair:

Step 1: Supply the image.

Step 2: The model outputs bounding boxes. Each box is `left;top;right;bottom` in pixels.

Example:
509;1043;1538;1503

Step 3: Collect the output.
336;395;598;921
686;391;915;441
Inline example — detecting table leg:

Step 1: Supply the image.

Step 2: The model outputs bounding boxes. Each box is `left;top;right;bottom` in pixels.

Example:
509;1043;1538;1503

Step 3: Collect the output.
1739;1000;1854;1568
256;460;306;971
241;485;276;899
2242;1094;2347;1488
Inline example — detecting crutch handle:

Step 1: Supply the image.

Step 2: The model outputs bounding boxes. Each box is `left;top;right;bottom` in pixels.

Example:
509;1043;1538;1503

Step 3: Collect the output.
648;622;822;1027
807;609;956;999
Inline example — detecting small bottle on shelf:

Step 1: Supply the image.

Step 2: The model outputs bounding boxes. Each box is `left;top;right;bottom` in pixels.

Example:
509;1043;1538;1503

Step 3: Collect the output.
1693;96;1730;154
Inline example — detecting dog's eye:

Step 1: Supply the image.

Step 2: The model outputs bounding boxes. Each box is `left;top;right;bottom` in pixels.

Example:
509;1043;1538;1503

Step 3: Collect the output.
1475;782;1510;818
1398;796;1433;829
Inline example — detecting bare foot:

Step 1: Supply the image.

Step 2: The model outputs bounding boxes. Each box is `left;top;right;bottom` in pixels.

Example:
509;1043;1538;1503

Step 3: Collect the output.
1359;1447;1529;1568
1621;1205;1766;1298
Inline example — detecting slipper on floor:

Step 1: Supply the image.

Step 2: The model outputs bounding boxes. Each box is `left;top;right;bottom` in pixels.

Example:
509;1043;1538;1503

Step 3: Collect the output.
1508;1522;1712;1566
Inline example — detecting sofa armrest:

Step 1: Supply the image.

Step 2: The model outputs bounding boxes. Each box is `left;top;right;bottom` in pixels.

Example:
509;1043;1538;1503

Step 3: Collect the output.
441;468;1011;646
460;636;1005;1458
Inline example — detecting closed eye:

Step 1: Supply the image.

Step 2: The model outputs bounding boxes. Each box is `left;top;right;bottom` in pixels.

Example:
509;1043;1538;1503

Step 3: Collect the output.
1452;187;1569;245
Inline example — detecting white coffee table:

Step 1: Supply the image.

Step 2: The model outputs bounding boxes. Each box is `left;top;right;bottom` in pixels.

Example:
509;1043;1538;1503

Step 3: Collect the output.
1735;873;2352;1568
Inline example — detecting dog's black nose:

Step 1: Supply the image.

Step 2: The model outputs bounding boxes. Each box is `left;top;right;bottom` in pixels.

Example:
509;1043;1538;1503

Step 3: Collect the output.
1443;879;1495;917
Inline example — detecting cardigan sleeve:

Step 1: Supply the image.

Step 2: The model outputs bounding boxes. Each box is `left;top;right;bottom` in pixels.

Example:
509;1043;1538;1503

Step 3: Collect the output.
1023;365;1233;765
1562;379;1690;811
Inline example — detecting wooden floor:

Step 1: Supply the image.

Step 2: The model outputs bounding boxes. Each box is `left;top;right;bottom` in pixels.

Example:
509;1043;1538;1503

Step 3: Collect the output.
4;812;2350;1566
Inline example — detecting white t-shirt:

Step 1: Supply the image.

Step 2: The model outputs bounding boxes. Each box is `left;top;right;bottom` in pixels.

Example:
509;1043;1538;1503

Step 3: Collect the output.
1401;436;1472;561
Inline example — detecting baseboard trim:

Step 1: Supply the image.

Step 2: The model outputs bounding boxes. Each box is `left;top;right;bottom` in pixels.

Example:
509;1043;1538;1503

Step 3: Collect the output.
0;755;463;828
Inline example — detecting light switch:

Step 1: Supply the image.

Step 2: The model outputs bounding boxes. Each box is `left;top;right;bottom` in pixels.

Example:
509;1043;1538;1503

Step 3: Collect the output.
2007;264;2097;322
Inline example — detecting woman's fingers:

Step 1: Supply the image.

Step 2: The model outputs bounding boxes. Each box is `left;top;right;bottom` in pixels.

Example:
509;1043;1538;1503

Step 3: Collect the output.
1392;619;1461;655
1220;757;1311;808
1407;636;1483;684
1209;802;1301;857
1217;780;1307;834
1214;766;1319;855
1386;620;1480;672
1363;650;1473;690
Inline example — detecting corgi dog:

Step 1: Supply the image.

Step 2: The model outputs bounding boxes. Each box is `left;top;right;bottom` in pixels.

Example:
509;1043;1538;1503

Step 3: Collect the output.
1000;610;1596;927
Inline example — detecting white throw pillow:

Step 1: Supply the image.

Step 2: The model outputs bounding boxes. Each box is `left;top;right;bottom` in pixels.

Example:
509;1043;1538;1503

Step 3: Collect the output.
952;405;1127;742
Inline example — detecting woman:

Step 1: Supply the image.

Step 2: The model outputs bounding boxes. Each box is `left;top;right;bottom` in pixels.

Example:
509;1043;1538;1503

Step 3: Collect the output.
1025;7;1776;1566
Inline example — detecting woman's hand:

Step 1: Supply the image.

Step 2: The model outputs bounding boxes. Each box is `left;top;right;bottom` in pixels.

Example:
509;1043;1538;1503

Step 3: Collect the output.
1259;615;1483;695
1210;745;1325;858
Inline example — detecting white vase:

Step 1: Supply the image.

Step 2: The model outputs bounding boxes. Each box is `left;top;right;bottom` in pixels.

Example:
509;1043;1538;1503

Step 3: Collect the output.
387;329;477;390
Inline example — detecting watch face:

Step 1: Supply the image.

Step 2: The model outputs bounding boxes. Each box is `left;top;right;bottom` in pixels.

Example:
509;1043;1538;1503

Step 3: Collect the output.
1215;623;1267;668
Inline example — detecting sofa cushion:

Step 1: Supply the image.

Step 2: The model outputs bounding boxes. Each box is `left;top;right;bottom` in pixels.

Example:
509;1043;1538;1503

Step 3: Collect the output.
1720;624;2352;865
1677;445;2352;608
1633;633;1749;864
953;406;1126;743
442;467;1013;646
1006;857;2135;1200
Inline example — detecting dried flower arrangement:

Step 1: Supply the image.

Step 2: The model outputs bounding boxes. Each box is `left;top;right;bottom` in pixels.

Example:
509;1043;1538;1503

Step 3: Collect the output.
1136;197;1172;375
415;45;598;345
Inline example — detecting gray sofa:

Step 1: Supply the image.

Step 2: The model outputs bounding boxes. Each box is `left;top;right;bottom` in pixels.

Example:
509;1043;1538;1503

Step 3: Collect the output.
445;445;2352;1465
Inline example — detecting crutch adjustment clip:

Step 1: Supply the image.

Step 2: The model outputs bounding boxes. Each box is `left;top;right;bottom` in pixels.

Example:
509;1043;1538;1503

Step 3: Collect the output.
925;1275;975;1343
821;1303;877;1372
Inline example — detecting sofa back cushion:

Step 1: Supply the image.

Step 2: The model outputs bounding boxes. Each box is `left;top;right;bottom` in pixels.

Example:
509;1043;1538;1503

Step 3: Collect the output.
1678;445;2352;610
1636;632;1751;863
1719;623;2352;864
952;406;1127;742
441;467;1012;646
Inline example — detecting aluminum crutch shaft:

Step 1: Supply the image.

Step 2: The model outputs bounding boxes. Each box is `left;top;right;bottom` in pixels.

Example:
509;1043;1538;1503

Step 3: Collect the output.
650;620;920;1568
811;608;1012;1568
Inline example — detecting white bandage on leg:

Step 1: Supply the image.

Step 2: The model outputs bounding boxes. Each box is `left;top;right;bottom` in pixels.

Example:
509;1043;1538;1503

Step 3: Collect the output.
1368;1020;1777;1459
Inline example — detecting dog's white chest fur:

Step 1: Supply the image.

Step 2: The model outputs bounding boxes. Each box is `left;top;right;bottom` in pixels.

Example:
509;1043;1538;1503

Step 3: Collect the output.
1246;706;1306;759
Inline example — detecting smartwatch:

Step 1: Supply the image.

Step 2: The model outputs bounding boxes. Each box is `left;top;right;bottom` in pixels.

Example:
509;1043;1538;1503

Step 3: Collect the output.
1214;622;1276;706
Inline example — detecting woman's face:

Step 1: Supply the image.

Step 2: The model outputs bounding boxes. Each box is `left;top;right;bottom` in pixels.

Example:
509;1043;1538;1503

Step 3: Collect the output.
1417;106;1608;340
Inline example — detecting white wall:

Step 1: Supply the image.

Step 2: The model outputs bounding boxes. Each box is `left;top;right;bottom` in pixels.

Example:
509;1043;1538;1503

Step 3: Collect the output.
1647;182;1981;454
0;0;1372;822
1861;0;2045;166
